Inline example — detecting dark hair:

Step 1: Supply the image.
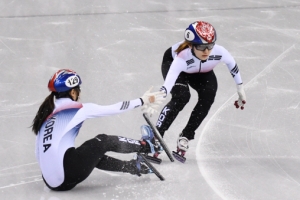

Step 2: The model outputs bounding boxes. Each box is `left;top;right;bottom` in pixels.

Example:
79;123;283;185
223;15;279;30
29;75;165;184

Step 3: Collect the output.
31;92;56;135
174;40;192;54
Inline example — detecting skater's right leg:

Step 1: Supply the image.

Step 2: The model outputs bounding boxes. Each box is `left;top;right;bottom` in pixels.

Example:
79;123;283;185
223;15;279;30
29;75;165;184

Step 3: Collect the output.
156;81;190;137
158;47;190;137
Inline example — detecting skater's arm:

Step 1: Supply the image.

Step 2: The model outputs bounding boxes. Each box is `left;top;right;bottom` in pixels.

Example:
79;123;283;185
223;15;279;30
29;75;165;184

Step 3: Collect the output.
220;46;243;85
160;58;185;96
219;46;246;109
82;98;142;118
80;88;165;118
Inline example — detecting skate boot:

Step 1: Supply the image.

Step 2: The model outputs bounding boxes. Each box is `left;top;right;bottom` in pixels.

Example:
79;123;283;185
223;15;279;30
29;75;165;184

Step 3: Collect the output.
140;125;163;164
123;154;153;176
172;133;189;163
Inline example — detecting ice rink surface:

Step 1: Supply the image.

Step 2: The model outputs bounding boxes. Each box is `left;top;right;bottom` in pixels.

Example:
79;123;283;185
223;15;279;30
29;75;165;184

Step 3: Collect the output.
1;0;300;199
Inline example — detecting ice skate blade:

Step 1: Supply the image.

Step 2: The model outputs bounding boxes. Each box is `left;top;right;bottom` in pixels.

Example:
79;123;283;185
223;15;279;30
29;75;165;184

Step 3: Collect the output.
138;153;165;181
172;151;186;163
145;155;162;164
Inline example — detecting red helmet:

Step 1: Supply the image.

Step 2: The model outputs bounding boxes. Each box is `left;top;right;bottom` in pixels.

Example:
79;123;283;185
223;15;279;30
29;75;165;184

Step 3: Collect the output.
184;21;217;44
48;69;82;92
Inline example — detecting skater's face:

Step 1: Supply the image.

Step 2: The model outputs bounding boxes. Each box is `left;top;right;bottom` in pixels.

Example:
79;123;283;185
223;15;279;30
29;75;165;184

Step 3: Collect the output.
69;86;81;101
190;43;214;61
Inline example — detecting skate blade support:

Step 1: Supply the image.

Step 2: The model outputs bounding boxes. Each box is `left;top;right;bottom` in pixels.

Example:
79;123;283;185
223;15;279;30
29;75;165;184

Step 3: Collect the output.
172;151;186;163
143;113;174;162
144;155;162;164
138;153;165;181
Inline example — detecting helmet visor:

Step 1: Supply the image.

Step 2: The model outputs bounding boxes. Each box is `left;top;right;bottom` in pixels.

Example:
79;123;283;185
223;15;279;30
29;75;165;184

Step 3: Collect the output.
194;43;215;51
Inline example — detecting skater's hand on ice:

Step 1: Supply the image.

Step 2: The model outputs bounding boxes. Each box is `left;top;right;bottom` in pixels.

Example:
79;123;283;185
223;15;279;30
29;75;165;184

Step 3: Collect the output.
141;86;165;105
234;84;246;110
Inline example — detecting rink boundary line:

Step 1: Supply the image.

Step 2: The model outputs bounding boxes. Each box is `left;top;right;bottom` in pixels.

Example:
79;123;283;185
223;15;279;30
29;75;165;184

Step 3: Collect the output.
198;155;300;159
0;4;299;19
195;44;295;200
0;162;37;172
0;179;42;189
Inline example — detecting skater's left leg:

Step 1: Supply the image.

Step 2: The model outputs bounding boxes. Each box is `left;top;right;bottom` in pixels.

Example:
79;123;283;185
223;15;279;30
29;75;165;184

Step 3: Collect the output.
181;71;218;140
96;155;126;171
96;155;151;176
172;71;217;162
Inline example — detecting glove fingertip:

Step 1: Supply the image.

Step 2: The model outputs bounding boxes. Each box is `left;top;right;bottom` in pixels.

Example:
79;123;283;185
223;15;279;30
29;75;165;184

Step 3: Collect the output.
146;86;153;93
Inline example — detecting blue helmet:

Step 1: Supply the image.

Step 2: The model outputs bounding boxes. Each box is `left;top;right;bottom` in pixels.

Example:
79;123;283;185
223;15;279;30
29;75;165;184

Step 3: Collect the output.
48;69;82;92
184;21;217;44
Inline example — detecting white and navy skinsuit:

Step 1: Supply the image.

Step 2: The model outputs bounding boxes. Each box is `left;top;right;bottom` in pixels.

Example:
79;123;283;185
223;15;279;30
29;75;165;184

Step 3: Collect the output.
36;97;145;191
156;41;243;140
